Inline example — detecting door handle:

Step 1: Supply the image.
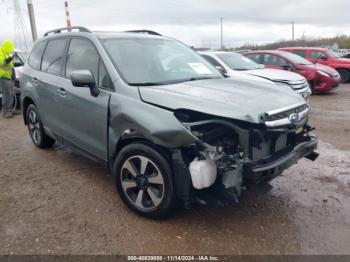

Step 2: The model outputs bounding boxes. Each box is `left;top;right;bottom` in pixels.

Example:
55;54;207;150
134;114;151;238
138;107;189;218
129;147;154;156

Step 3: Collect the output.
57;88;67;96
32;77;40;84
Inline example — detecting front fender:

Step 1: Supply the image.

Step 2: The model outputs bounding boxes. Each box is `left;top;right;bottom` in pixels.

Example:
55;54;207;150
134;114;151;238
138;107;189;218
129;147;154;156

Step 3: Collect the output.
107;93;198;162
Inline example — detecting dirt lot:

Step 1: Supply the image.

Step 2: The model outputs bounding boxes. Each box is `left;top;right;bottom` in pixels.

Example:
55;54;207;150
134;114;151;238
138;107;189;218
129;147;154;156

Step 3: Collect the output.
0;84;349;255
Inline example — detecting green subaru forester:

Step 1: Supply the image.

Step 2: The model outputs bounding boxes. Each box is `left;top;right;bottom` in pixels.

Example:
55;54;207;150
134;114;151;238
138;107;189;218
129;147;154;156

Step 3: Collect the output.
20;27;318;218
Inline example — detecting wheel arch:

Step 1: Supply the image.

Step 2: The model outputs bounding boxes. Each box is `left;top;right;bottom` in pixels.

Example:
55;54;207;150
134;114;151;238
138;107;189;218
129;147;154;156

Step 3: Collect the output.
109;130;173;169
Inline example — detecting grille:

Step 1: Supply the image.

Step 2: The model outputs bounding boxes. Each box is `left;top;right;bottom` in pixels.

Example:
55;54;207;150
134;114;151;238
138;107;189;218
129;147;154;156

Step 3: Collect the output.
265;104;308;121
288;80;309;90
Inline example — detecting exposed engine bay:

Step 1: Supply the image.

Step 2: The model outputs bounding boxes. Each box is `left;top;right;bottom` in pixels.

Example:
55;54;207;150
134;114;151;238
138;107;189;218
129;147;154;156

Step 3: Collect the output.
173;108;319;207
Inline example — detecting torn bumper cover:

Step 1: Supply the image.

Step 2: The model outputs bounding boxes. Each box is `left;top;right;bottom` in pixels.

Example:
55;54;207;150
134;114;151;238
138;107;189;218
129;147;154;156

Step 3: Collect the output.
243;135;318;183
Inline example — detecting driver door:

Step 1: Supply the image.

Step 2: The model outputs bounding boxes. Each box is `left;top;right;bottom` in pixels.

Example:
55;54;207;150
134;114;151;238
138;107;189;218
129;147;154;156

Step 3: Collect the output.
58;38;111;162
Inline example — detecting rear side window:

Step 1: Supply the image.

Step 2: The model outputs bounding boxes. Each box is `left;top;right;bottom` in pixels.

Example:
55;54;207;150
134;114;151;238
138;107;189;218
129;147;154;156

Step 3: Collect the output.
263;54;287;66
245;53;261;64
41;38;67;76
292;50;307;58
28;41;47;70
65;38;99;80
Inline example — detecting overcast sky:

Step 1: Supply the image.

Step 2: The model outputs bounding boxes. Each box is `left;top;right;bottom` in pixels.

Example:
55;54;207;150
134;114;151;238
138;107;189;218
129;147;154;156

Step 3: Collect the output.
1;0;350;50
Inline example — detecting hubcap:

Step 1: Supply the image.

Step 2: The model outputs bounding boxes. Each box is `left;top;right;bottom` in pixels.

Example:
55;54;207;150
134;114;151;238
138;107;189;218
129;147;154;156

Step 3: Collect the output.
121;155;164;210
28;110;41;145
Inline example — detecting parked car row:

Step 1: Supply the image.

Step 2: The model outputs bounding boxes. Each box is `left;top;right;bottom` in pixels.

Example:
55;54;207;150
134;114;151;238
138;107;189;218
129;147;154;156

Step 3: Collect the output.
20;27;319;218
244;50;341;93
199;51;311;100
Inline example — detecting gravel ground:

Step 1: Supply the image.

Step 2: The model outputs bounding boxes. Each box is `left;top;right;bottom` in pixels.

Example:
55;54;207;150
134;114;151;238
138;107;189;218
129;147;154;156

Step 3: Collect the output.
0;84;349;255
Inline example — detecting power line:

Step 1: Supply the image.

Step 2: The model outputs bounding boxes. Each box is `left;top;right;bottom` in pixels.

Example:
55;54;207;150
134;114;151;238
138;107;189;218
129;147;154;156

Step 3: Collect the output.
12;0;31;50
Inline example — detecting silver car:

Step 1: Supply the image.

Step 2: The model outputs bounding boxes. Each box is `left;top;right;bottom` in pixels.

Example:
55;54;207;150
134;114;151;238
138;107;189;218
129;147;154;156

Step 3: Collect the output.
21;27;318;218
200;51;312;101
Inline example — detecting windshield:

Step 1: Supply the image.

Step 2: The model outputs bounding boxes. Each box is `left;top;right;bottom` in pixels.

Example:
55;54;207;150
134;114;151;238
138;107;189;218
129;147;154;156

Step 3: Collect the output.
280;51;313;65
217;53;260;70
327;49;340;58
102;38;222;86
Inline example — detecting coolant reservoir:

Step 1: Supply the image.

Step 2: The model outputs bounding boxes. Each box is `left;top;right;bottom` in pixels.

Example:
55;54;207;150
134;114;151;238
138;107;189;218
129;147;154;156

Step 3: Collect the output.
189;158;217;189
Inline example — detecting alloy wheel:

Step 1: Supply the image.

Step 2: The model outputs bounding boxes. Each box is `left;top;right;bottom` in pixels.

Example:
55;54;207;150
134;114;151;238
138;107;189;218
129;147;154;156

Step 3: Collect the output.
121;155;164;210
28;110;42;145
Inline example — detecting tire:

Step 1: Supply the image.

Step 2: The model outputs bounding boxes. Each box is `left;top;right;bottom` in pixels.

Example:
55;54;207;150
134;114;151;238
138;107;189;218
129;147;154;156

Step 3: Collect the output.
113;143;176;219
26;104;55;148
338;69;350;83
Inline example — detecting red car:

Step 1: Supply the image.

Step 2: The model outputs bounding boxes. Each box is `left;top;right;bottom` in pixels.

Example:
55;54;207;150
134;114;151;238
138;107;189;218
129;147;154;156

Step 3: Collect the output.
244;50;340;93
279;47;350;83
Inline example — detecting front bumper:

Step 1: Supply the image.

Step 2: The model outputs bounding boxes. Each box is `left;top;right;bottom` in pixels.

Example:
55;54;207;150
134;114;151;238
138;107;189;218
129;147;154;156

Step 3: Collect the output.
312;76;340;92
243;135;318;183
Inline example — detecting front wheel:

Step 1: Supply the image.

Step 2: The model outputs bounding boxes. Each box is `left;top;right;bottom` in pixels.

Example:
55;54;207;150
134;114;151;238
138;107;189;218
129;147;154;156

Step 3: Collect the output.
113;143;176;219
26;104;55;148
338;69;350;83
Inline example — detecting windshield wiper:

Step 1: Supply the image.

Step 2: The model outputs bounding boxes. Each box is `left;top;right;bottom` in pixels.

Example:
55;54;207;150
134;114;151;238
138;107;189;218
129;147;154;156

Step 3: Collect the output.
129;76;221;86
129;82;166;86
186;76;221;82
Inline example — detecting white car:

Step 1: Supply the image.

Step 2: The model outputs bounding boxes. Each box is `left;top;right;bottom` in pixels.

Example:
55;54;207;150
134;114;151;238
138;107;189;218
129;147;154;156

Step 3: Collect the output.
200;51;311;101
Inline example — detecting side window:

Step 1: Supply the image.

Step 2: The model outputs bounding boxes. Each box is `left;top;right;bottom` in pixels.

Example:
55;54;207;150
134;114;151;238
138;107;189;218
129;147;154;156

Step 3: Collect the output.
41;38;67;75
65;38;99;80
201;55;226;72
28;41;47;70
310;51;325;59
263;54;287;66
292;50;307;58
98;60;112;90
245;54;261;64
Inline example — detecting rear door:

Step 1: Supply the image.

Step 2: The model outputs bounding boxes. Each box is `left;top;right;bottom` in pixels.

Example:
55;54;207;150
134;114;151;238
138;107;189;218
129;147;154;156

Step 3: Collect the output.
35;38;68;134
58;37;111;162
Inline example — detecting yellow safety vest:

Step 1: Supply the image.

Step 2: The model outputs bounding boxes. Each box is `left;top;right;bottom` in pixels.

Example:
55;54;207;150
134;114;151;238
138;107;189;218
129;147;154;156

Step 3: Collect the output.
0;52;13;79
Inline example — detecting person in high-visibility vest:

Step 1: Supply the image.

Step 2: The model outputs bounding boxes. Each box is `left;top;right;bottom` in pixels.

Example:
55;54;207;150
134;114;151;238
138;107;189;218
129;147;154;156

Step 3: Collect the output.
0;40;15;118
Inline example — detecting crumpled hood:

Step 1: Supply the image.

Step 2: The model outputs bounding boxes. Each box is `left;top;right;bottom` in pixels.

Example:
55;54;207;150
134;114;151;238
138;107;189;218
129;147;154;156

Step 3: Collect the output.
1;40;15;55
244;68;305;83
139;78;305;124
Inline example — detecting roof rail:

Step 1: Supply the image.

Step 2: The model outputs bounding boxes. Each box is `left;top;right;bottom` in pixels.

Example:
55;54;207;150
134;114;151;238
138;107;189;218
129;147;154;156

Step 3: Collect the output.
43;26;91;37
124;30;161;36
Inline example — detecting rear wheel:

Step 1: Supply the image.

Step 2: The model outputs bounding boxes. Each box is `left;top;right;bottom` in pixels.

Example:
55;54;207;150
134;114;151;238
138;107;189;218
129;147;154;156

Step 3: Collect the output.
338;69;350;83
113;143;176;218
26;104;55;148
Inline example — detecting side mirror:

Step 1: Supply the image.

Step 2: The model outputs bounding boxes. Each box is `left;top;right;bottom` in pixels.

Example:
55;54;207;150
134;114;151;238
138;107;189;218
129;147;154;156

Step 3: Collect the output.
282;64;293;71
258;64;265;69
317;53;328;60
71;70;100;97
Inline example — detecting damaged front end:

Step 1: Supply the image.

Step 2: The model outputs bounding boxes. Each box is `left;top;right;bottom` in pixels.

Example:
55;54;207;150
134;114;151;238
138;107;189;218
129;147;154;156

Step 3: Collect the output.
171;104;319;208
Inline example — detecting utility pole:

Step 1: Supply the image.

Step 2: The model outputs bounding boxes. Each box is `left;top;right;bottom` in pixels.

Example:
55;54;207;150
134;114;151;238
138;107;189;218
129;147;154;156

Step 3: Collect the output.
27;0;38;41
291;21;295;41
220;17;223;50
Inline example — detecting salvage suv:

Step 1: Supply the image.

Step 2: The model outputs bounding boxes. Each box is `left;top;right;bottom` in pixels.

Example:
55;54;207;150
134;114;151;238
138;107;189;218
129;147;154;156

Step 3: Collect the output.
21;27;318;218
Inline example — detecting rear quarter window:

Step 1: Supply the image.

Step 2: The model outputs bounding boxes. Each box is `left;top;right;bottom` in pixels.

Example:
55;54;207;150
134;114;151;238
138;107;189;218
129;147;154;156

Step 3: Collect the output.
28;41;47;70
245;53;261;63
292;50;307;58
